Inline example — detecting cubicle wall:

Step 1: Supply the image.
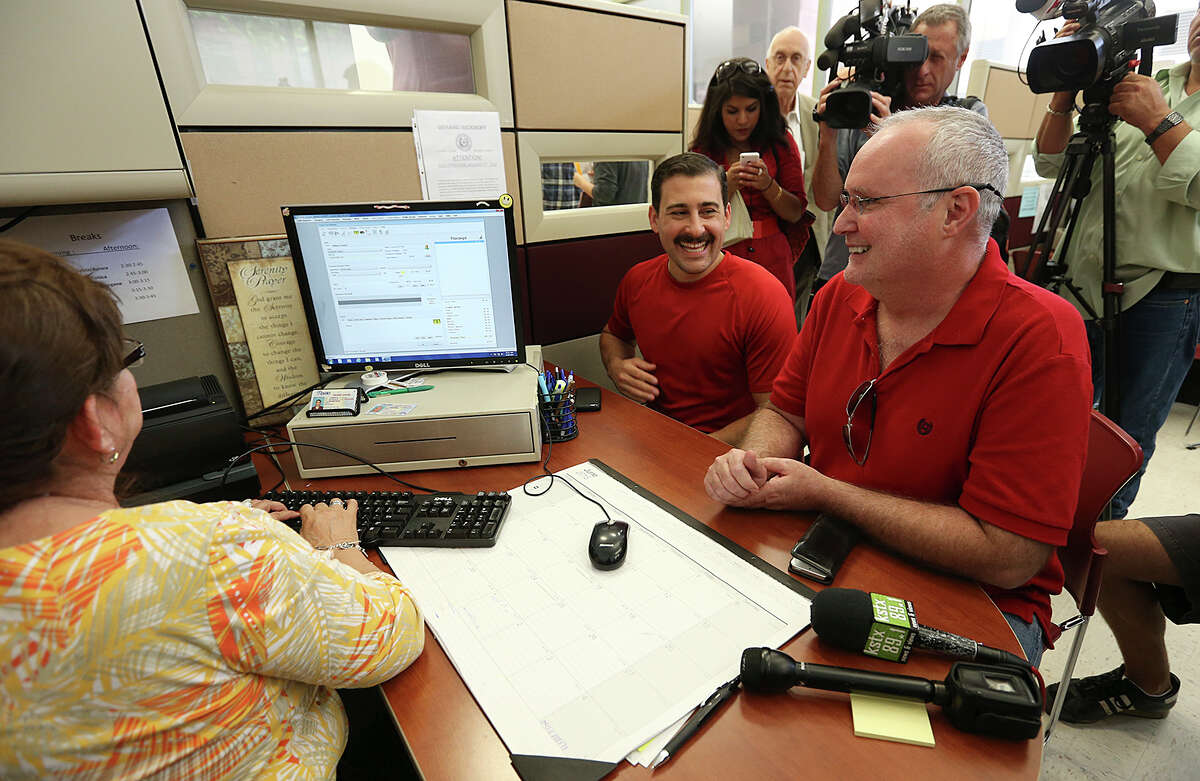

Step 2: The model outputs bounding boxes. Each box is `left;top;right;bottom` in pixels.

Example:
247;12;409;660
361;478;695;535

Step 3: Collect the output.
151;0;686;357
2;0;684;403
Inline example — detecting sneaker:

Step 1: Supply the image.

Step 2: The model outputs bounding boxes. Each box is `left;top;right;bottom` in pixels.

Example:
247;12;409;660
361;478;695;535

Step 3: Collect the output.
1046;665;1180;724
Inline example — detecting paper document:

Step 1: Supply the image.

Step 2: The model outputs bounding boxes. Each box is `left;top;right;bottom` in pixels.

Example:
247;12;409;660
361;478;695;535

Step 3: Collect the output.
4;208;198;323
412;110;506;200
1018;185;1040;219
381;461;812;764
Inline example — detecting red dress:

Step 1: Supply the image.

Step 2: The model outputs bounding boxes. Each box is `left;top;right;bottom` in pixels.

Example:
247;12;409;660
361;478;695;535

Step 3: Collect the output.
692;135;808;300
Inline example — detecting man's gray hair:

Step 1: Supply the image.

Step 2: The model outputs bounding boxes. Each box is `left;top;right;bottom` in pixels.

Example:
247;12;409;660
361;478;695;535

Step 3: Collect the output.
878;106;1008;244
913;3;971;58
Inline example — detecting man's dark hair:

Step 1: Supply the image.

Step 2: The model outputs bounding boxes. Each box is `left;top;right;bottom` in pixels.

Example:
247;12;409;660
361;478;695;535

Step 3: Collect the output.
650;152;728;212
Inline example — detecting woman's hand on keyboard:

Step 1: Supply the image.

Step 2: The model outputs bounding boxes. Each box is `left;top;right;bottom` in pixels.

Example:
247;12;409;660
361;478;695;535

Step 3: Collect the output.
299;499;360;550
247;498;300;523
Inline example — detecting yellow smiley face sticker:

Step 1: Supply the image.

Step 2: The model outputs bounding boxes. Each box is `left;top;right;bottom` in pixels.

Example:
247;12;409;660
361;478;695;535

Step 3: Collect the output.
499;193;513;208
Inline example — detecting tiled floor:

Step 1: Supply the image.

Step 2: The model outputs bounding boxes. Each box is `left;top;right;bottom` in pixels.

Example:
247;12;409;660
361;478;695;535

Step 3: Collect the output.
1039;402;1200;780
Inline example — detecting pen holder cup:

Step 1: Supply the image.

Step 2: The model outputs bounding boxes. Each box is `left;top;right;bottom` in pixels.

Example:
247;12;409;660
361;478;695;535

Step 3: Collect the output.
539;390;578;443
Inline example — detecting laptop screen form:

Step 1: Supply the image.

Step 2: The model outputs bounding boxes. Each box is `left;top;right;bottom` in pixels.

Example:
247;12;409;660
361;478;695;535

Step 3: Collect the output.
284;201;523;372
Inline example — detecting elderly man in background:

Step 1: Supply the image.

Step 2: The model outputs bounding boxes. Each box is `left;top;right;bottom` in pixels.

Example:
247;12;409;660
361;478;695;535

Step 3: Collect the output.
765;25;831;323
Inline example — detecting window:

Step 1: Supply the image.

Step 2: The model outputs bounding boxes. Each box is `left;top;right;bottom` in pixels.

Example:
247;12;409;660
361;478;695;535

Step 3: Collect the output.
188;9;474;93
689;0;820;105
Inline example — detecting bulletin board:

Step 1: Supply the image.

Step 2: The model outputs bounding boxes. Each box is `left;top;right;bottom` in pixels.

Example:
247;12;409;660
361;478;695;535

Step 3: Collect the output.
196;235;320;425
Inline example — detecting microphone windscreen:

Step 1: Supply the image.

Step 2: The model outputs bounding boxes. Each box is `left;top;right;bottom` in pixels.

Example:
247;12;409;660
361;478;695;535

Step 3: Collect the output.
810;587;875;650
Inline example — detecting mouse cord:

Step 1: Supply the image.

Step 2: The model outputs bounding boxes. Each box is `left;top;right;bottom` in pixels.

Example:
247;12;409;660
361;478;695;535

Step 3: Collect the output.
522;407;611;523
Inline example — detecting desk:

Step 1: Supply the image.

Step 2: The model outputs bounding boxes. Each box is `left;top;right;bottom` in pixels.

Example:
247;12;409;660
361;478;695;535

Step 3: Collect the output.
257;386;1042;780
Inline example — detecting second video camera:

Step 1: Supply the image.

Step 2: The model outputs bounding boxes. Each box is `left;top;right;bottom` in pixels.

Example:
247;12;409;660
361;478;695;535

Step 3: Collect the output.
815;0;929;129
1020;1;1178;94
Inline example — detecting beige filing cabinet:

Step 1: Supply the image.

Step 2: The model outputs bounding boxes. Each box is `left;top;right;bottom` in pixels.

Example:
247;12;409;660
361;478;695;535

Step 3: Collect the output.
0;0;190;206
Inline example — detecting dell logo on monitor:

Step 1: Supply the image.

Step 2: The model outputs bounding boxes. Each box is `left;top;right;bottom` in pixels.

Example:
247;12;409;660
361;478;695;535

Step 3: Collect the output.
415;362;431;368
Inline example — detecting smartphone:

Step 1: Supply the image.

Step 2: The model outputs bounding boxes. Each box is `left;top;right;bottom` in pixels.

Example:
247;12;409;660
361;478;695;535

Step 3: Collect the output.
738;152;761;165
575;387;602;412
788;556;832;584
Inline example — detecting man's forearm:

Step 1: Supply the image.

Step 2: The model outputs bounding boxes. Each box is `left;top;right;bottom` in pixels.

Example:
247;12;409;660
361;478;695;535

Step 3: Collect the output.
811;129;844;211
814;479;1050;590
740;405;805;458
599;330;633;378
1035;93;1076;155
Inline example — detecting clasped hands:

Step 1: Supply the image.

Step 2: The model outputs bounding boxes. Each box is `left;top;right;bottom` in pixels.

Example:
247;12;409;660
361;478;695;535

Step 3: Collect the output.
704;448;830;510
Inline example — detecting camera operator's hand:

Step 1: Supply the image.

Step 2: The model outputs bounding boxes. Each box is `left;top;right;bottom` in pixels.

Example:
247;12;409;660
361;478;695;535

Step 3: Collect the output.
867;91;892;130
816;78;843;140
1109;73;1172;135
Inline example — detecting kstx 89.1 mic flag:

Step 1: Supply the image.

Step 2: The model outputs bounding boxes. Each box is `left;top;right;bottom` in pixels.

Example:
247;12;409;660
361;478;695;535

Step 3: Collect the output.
810;587;1029;668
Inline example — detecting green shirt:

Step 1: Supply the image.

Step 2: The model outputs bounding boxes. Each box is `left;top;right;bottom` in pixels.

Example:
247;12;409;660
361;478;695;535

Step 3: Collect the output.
1033;62;1200;317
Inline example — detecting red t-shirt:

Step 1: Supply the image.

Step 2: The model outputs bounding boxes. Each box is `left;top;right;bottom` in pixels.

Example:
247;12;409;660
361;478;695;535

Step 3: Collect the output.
606;252;796;433
771;241;1093;638
692;137;808;298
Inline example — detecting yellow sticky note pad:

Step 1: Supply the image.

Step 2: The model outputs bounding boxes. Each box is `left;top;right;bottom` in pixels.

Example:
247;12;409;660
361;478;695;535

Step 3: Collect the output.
850;692;936;747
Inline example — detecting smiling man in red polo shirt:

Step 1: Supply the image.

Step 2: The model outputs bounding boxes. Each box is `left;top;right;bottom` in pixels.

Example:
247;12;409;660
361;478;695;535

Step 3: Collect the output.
601;152;796;445
704;107;1093;667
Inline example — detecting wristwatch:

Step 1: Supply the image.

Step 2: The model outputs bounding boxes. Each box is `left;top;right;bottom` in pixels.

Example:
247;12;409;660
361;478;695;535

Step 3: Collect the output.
1145;111;1184;146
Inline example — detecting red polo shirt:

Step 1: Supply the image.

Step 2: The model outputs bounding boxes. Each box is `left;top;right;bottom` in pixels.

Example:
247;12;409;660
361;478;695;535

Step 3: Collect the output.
607;252;796;433
771;241;1093;638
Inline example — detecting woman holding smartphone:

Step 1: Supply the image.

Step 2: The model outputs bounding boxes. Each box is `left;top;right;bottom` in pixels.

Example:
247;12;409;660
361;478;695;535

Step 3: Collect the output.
691;57;809;299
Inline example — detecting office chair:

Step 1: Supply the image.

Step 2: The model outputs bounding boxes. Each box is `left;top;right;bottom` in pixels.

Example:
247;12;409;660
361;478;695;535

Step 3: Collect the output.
1044;409;1143;743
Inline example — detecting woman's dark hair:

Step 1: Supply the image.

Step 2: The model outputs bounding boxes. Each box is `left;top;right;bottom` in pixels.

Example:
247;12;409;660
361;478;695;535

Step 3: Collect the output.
0;239;124;511
690;57;789;159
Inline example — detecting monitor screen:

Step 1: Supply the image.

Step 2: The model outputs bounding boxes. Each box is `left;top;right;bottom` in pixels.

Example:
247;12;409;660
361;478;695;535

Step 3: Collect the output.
282;199;524;373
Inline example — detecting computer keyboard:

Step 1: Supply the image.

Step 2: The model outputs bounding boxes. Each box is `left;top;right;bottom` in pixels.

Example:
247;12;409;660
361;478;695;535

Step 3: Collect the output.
261;489;512;548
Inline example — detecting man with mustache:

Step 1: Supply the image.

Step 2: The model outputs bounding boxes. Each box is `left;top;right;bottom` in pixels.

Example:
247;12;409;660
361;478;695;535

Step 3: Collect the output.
809;4;985;297
600;153;796;445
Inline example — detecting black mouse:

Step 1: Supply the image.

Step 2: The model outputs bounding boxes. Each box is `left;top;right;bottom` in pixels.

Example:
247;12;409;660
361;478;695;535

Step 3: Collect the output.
588;520;629;570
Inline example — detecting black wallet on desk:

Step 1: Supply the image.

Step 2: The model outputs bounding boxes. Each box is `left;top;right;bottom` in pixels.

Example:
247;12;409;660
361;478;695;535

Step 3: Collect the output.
789;513;862;584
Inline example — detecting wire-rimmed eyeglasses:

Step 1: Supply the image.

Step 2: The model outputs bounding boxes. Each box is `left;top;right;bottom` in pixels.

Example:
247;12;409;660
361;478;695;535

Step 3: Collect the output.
122;337;145;369
838;183;1002;215
842;378;878;467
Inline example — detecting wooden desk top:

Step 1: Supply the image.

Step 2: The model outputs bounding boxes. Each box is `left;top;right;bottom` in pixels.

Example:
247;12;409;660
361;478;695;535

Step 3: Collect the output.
258;386;1042;780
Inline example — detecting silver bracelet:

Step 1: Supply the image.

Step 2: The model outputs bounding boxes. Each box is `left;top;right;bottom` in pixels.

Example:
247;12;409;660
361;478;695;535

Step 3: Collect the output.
314;540;363;552
1045;104;1074;117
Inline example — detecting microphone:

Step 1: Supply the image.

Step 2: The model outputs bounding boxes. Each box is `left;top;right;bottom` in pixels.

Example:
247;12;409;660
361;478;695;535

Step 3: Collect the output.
740;647;1043;739
810;587;1029;668
740;646;943;701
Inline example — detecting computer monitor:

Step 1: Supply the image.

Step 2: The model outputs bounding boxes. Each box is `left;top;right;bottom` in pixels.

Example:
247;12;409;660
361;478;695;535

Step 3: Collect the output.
282;199;525;373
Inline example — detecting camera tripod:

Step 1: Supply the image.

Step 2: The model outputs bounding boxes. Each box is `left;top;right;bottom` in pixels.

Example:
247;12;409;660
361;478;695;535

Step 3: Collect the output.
1022;85;1124;421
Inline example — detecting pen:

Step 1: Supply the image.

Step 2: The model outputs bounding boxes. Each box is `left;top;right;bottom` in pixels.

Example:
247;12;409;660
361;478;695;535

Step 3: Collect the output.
650;676;741;769
368;385;434;397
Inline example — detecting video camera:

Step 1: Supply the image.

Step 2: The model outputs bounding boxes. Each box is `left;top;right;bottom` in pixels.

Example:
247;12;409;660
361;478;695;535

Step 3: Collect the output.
814;0;929;129
1019;1;1178;94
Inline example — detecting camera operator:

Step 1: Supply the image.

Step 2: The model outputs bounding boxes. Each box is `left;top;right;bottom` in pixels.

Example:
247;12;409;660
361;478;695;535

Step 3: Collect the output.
810;4;986;294
1033;12;1200;519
